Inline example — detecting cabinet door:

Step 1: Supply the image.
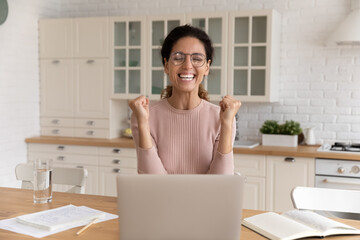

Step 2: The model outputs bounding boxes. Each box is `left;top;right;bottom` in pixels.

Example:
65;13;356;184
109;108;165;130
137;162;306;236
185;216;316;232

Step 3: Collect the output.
187;13;228;101
39;19;73;58
110;16;146;99
146;15;185;99
40;59;74;117
266;156;315;212
73;17;109;58
99;167;137;196
234;154;266;210
228;10;280;102
74;59;109;118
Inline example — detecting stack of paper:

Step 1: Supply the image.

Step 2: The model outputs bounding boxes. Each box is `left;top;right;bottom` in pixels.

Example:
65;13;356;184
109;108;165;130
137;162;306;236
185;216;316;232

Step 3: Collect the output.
16;205;106;231
0;204;118;238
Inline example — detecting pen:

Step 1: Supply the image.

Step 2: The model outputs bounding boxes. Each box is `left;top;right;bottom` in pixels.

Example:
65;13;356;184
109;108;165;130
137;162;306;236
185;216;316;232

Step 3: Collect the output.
76;217;99;236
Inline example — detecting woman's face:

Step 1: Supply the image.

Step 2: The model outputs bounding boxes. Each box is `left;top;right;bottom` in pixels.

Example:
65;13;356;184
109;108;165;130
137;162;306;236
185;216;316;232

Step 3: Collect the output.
164;37;210;95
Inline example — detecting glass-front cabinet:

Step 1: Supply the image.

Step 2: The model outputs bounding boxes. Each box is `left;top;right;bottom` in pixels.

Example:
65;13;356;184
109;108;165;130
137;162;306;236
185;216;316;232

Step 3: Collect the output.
111;16;146;99
187;13;228;101
147;15;185;100
228;10;280;102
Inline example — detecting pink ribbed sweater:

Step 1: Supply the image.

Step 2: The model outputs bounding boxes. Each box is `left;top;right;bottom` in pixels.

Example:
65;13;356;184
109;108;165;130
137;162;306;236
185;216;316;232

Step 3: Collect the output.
131;99;236;174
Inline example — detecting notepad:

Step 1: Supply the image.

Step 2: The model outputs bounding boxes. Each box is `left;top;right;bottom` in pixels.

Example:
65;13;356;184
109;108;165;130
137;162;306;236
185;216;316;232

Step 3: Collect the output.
16;205;106;231
242;210;360;240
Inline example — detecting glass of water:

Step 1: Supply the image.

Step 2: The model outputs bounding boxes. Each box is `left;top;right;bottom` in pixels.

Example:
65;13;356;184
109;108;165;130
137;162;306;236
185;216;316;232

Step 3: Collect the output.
33;159;53;203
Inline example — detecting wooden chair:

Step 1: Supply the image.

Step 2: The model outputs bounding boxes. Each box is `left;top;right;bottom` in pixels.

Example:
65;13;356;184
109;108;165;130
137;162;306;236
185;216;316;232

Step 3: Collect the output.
15;163;88;194
291;186;360;220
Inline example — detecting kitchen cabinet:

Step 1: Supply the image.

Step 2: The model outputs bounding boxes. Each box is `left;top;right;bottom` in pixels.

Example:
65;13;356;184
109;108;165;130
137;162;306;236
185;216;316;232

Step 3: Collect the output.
187;12;228;101
39;17;123;139
110;16;146;99
27;143;99;195
146;15;185;99
27;143;138;196
234;154;266;210
228;10;280;102
266;156;315;212
98;147;137;196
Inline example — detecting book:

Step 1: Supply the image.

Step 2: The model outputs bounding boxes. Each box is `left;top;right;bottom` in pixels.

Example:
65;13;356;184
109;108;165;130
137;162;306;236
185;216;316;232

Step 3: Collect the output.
16;205;106;231
242;210;360;240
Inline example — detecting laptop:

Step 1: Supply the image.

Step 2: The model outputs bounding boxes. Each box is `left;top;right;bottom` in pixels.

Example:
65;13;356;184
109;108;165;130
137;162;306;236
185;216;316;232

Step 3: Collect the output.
117;174;244;240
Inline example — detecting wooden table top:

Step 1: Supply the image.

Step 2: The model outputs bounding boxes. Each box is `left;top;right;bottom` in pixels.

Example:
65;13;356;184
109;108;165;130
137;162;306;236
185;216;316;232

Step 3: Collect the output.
1;187;360;240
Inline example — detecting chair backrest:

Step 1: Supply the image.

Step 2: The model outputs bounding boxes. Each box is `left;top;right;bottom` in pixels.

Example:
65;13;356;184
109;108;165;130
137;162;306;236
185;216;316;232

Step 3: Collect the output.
15;163;88;194
291;186;360;219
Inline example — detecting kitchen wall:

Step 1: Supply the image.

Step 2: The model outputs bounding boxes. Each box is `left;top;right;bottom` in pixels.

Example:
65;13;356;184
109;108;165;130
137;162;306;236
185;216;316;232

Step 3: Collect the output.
0;0;60;187
58;0;360;144
1;0;359;187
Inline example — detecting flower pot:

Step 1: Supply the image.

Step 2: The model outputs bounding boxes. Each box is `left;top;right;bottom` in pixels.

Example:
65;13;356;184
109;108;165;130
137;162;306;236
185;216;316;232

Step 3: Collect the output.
262;134;298;147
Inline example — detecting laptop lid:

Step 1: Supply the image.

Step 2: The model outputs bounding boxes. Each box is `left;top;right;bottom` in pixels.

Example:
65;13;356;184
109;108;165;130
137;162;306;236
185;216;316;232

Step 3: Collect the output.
117;174;244;240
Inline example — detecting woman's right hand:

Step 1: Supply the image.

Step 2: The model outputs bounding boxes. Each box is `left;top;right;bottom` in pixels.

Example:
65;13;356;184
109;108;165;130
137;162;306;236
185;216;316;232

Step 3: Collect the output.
128;96;150;123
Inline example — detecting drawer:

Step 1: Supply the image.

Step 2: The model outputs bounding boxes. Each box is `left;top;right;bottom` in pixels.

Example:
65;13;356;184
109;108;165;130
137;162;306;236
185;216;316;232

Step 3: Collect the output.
75;128;109;138
28;143;98;155
98;147;136;157
41;127;75;137
99;156;137;168
234;154;266;177
75;118;109;128
40;117;74;127
28;152;98;165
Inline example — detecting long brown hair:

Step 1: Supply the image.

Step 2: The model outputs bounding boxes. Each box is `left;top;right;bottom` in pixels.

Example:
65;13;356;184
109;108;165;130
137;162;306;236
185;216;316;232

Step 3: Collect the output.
160;84;210;101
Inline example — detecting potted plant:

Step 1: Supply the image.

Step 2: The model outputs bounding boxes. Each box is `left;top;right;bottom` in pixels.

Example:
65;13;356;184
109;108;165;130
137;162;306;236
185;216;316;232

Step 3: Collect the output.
260;120;302;147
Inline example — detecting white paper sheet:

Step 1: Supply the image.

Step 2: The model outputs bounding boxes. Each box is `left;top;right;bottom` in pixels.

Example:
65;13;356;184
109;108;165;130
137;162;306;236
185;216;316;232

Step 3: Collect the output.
0;205;118;238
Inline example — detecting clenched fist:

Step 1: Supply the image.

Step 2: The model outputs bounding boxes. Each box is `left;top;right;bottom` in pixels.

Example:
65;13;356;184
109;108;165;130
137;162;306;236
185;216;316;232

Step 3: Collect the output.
219;95;241;126
128;96;150;123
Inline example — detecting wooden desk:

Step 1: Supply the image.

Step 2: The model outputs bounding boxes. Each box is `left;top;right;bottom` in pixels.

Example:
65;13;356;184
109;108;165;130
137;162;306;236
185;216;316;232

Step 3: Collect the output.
1;187;360;240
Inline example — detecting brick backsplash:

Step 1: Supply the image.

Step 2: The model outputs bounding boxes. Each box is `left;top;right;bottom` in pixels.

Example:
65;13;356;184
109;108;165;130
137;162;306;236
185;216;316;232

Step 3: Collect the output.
1;0;359;187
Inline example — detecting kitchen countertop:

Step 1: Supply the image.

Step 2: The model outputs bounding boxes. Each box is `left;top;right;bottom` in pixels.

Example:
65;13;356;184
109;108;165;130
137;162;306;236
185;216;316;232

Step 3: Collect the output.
25;136;360;161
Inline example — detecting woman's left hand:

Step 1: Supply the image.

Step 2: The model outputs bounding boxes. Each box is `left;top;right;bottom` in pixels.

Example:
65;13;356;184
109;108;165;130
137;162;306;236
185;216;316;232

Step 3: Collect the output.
219;95;241;126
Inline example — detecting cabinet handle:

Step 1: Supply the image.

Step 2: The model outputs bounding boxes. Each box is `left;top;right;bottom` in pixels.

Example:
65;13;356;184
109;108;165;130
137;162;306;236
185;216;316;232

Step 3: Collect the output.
87;59;95;64
57;146;65;151
113;168;121;173
57;156;65;161
113;149;121;154
86;130;94;135
284;157;295;162
52;129;59;134
51;119;59;124
52;60;60;64
86;120;94;126
113;159;120;164
76;166;84;168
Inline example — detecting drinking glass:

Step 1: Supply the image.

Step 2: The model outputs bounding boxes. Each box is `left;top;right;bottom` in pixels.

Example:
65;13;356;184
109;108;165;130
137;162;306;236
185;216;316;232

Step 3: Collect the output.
33;159;53;203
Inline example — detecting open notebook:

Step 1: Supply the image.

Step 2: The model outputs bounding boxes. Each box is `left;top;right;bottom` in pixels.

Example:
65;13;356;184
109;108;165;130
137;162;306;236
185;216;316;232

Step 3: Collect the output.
242;210;360;240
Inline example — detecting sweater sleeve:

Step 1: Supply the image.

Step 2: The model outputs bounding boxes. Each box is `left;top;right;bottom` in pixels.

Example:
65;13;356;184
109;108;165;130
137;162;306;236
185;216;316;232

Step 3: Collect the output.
130;114;168;174
207;118;236;175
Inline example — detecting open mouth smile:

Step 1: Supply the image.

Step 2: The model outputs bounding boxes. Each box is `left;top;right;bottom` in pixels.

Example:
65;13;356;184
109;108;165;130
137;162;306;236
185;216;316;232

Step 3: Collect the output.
178;74;195;81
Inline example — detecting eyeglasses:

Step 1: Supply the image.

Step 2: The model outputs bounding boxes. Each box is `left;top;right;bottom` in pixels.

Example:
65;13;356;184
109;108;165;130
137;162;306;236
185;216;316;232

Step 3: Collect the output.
169;52;206;68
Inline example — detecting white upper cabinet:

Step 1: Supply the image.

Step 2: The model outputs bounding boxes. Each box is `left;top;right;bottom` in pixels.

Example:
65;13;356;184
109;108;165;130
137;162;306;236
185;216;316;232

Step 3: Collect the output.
110;16;146;99
146;15;185;100
39;17;109;59
109;11;280;102
73;18;109;58
228;10;280;102
187;12;228;101
39;19;73;58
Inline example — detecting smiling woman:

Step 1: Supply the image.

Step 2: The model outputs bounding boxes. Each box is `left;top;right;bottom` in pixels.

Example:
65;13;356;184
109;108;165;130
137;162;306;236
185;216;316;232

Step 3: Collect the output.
0;0;8;25
128;25;241;175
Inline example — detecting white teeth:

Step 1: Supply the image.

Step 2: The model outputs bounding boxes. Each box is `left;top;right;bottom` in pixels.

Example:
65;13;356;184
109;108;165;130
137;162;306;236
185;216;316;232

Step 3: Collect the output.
179;74;195;81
